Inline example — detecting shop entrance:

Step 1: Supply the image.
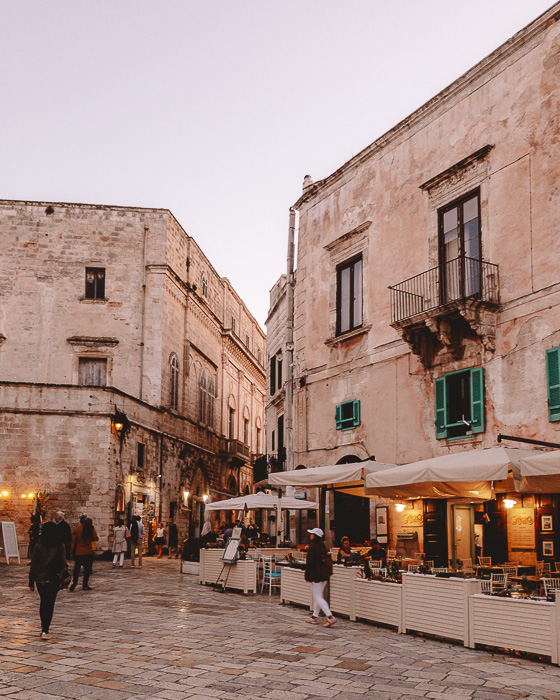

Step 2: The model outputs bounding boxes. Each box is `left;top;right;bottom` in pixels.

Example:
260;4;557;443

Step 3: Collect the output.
452;504;474;565
423;500;447;566
333;455;370;546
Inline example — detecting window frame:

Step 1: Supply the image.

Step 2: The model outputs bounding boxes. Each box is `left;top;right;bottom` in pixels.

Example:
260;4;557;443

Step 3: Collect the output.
169;354;179;411
336;256;363;336
78;357;107;386
335;399;361;431
84;267;106;300
546;347;560;422
435;367;484;440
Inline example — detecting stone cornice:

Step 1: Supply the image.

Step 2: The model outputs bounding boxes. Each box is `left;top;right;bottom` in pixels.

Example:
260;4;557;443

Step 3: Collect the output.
324;221;371;252
419;145;494;191
293;5;560;210
67;336;119;347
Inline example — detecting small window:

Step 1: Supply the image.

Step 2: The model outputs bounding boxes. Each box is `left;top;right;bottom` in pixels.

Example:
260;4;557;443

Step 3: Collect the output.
228;407;235;439
243;418;249;444
271;429;275;452
207;376;215;429
245;333;250;349
546;348;560;422
78;358;107;386
256;426;261;454
336;257;362;335
257;348;262;364
335;400;360;431
270;356;276;395
85;267;105;300
137;443;145;471
198;371;207;423
435;367;484;439
231;316;236;333
277;356;283;391
170;354;179;410
201;273;208;299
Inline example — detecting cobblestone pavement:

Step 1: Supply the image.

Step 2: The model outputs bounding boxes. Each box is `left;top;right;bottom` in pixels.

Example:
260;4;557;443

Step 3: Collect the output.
2;558;560;699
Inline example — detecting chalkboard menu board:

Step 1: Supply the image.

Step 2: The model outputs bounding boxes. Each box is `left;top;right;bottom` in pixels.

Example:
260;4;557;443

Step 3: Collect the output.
1;522;21;564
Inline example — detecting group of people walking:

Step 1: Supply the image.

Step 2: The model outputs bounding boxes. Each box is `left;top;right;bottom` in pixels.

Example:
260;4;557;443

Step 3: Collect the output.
111;517;178;567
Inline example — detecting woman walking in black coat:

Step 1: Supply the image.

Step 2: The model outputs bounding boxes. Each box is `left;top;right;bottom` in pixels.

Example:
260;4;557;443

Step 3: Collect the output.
29;521;68;640
304;527;336;627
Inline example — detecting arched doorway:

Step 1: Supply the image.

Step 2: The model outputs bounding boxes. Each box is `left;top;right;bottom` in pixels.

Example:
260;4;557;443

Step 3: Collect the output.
333;455;370;545
189;465;208;539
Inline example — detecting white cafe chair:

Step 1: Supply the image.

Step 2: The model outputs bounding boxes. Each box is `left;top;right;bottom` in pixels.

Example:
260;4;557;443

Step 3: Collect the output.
480;579;492;594
260;556;281;596
490;572;508;593
543;578;560;598
370;567;387;577
478;556;492;567
432;567;448;574
370;559;383;568
408;564;420;573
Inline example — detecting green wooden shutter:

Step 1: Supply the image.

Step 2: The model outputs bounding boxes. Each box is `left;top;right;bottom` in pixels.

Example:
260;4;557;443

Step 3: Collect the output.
470;367;485;434
353;400;361;427
335;404;342;430
546;348;560;421
435;377;447;439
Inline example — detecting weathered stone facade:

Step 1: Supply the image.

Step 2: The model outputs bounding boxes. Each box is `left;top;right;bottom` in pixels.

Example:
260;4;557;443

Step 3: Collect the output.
275;5;560;558
0;201;265;549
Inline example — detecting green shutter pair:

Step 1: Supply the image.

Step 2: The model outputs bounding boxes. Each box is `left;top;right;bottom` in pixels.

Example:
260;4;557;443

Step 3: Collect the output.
546;348;560;421
435;368;485;440
335;400;360;430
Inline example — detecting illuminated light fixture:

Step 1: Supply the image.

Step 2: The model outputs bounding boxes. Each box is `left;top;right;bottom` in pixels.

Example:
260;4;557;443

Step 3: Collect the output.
202;494;209;502
503;498;517;509
1;491;8;497
21;494;27;498
28;493;34;499
114;421;124;432
395;503;406;512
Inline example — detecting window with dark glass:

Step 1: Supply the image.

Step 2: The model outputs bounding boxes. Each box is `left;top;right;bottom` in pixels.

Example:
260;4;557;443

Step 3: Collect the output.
243;418;249;444
137;442;145;471
78;357;107;386
170;354;179;410
278;415;285;464
198;372;207;423
270;356;276;394
336;257;362;335
85;267;105;300
439;191;481;302
435;367;484;439
228;407;235;439
207;376;215;429
276;356;283;390
335;400;360;431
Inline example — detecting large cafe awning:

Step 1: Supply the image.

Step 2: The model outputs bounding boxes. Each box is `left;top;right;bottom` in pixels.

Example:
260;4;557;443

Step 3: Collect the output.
268;461;396;497
205;491;318;511
364;446;545;500
518;450;560;493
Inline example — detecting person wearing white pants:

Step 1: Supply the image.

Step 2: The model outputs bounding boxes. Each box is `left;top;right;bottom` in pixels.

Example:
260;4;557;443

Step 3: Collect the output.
304;528;336;627
111;519;129;569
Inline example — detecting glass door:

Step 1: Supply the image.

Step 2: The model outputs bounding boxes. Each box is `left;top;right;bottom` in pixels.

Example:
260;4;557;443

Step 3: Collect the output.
440;192;481;302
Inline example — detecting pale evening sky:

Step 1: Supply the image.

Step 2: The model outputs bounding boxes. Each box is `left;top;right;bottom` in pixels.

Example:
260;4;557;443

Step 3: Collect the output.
0;1;554;327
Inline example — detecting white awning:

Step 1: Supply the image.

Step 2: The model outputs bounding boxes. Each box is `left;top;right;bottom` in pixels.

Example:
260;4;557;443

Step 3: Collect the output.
518;449;560;493
205;491;318;511
364;446;540;500
268;461;396;497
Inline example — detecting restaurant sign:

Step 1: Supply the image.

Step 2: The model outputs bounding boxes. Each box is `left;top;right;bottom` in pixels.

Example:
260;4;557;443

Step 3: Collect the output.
507;507;535;550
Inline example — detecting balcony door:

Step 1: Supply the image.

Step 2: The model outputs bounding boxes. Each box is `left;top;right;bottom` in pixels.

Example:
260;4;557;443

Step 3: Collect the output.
439;191;481;302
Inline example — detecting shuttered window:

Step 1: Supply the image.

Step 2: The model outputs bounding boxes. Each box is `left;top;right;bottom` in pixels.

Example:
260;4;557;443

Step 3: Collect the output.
78;358;107;386
435;367;485;439
335;400;361;431
546;348;560;422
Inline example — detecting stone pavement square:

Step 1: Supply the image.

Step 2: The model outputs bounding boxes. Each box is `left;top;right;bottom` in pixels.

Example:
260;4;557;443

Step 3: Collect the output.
2;558;560;698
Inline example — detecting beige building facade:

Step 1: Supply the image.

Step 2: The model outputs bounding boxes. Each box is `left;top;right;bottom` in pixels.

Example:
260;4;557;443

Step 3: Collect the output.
277;5;560;561
0;200;265;549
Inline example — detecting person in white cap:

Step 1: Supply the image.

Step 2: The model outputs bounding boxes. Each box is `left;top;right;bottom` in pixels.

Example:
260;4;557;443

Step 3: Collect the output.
304;528;336;627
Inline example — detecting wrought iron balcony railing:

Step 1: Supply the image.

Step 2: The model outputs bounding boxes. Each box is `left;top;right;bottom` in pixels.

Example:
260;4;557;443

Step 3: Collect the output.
389;256;499;324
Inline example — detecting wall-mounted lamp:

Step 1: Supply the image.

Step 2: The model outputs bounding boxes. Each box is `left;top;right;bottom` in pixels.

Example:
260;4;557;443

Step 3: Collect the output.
503;498;517;509
395;503;406;512
183;490;189;505
21;493;27;499
111;408;129;440
202;494;208;503
0;491;8;497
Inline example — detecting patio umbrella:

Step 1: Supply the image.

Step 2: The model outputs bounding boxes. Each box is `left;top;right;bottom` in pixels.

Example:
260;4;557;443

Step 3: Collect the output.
268;461;396;497
517;449;560;493
364;446;540;500
204;491;318;511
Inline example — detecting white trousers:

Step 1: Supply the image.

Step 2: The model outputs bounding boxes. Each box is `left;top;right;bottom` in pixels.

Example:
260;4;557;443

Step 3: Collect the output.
312;581;332;618
112;552;125;566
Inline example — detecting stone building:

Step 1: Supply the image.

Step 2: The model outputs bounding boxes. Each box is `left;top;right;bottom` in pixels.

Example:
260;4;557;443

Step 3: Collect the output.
0;200;265;549
273;4;560;561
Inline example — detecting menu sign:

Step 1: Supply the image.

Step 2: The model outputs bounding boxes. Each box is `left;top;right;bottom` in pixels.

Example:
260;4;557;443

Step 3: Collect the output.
1;522;20;564
401;510;423;527
508;508;535;550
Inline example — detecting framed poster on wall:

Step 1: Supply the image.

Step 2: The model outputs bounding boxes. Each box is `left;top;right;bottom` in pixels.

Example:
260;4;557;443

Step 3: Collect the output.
541;515;553;532
543;540;554;557
376;506;388;545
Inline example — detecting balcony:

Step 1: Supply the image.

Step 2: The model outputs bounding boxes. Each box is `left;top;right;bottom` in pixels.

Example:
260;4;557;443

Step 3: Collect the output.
226;439;251;461
389;256;499;365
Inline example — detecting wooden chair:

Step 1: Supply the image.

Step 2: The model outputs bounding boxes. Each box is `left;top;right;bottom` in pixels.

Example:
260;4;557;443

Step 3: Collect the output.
536;561;552;577
490;572;508;593
408;564;420;573
502;564;518;576
260;556;281;596
480;579;492;593
543;577;560;598
387;549;397;560
478;556;492;566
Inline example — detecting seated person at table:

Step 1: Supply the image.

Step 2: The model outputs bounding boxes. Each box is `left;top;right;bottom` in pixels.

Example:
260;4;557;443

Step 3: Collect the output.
337;536;354;564
364;539;387;562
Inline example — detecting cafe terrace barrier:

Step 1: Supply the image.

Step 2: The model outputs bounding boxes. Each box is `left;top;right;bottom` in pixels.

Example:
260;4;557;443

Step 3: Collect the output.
280;568;560;663
199;548;257;594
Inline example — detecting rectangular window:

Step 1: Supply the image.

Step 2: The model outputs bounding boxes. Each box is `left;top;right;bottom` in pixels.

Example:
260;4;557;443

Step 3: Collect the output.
276;356;283;391
245;334;250;348
85;267;106;300
335;400;360;431
270;356;276;395
243;418;249;444
546;348;560;422
439;191;480;302
256;427;261;454
278;415;285;463
137;443;145;471
336;257;362;335
78;358;107;386
435;367;484;439
271;430;275;453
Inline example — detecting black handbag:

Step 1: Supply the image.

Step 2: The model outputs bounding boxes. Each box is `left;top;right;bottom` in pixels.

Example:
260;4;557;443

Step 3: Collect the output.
58;566;71;589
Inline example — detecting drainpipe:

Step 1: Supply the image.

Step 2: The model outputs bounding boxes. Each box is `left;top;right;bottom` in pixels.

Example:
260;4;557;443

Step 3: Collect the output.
285;208;296;473
139;224;149;401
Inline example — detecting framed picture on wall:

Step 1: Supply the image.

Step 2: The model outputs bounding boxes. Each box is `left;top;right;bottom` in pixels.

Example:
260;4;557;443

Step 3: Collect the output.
543;541;554;557
376;505;388;544
541;515;553;532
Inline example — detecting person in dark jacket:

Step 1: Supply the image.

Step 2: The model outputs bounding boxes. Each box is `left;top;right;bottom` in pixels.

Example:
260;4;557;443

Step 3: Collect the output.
28;514;41;559
304;527;336;627
69;517;99;591
53;510;72;559
29;521;68;640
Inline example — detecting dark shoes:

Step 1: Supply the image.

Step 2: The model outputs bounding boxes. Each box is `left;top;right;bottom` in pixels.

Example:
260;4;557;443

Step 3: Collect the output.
83;585;93;591
68;584;76;592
